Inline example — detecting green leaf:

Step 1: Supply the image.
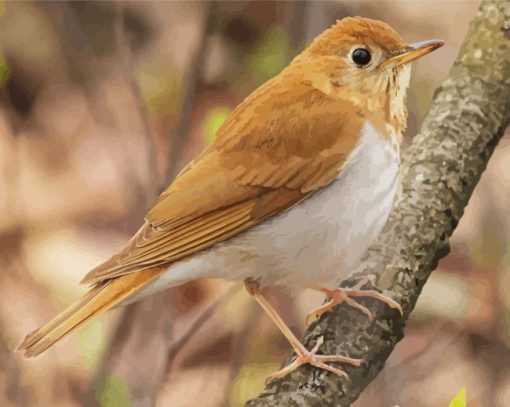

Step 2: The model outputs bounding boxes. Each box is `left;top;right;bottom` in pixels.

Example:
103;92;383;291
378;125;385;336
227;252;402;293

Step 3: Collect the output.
74;318;107;372
136;70;181;115
0;56;10;87
449;387;466;407
96;376;132;407
204;106;231;143
249;27;289;81
228;362;282;406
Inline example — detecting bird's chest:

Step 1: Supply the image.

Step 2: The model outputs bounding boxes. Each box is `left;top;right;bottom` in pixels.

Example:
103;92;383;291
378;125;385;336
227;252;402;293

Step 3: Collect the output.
246;122;400;286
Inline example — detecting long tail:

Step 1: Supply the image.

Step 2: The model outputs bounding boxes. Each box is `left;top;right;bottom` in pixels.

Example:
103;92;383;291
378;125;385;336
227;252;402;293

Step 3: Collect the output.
17;267;165;357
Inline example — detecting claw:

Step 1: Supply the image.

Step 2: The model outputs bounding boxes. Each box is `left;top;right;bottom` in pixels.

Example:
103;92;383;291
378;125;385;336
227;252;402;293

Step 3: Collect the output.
243;279;365;385
265;336;363;384
306;276;403;324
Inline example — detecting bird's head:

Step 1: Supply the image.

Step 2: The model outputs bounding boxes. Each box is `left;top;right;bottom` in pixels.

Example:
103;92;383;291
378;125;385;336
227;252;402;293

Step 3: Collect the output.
288;17;444;134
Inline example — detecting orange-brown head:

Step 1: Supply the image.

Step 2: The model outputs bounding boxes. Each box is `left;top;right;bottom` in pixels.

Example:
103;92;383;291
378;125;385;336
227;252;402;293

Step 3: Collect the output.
286;17;443;136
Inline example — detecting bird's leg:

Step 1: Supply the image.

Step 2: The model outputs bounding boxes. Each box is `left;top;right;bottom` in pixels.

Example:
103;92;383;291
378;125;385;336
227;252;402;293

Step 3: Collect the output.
244;278;362;384
306;275;403;325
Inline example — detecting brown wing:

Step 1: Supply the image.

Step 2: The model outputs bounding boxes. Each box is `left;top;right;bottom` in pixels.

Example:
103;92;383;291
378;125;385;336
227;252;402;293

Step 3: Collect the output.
82;74;362;285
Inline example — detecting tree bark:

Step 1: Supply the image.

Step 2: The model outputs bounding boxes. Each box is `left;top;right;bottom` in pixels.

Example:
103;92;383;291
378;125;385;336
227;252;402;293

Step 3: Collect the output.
246;0;510;405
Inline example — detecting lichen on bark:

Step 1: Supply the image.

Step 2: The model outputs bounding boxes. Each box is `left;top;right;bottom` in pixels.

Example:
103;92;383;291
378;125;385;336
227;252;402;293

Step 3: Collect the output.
246;1;510;405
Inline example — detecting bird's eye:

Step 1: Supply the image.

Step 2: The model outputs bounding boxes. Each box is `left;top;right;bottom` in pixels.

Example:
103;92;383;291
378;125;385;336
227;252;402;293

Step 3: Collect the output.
351;48;372;67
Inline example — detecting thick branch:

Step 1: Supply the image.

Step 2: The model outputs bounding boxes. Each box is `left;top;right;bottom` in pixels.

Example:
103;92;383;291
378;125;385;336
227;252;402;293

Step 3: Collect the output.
247;1;510;405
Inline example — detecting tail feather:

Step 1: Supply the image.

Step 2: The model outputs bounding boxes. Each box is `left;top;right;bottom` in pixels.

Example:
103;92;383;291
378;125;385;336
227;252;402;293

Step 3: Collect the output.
17;267;164;357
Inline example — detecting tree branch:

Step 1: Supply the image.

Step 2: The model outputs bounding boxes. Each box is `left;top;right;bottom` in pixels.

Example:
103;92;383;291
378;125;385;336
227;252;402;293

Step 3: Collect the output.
164;285;237;374
246;1;510;405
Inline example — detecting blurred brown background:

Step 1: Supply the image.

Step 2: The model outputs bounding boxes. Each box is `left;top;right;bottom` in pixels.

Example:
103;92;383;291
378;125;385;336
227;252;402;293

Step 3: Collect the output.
1;1;509;406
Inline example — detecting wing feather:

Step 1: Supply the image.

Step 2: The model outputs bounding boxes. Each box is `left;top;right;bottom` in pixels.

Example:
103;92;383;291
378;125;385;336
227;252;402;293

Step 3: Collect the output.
82;73;362;285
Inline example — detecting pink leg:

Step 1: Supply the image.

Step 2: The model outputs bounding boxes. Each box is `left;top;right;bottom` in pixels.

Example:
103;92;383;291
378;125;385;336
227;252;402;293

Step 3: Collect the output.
244;279;363;384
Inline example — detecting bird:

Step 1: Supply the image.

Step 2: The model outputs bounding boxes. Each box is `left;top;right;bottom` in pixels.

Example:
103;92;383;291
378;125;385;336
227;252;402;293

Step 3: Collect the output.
17;16;443;383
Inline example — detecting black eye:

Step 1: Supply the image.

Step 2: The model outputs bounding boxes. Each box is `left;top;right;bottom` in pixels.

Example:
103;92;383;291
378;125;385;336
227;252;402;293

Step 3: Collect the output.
352;48;371;67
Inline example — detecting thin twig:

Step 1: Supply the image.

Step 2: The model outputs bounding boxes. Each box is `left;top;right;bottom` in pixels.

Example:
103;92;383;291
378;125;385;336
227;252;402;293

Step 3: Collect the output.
226;302;262;380
0;327;31;404
86;4;175;406
285;0;309;55
165;284;240;373
164;1;217;185
92;4;219;404
113;1;160;204
48;2;148;219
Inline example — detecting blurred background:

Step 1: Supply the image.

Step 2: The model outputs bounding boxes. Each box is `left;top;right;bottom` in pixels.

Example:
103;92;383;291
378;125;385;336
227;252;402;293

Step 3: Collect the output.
0;1;508;406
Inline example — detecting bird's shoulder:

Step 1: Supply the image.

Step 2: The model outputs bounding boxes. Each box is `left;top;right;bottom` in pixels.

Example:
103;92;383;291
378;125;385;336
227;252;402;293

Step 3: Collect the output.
214;72;364;192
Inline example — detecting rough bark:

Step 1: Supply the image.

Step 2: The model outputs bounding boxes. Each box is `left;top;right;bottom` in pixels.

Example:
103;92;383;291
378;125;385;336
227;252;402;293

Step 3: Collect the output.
246;1;510;405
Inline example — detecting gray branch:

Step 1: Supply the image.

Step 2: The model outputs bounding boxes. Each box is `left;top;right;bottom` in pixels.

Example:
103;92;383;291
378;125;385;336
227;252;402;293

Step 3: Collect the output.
246;0;510;405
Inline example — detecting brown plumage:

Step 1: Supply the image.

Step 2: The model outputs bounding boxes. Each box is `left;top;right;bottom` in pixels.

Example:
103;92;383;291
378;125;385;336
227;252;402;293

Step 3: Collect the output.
82;79;361;285
17;16;443;359
19;268;164;357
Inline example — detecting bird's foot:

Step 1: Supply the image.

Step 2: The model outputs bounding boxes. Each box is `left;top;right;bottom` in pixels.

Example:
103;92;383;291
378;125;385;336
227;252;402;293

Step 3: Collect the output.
306;275;403;324
243;279;363;384
265;336;362;384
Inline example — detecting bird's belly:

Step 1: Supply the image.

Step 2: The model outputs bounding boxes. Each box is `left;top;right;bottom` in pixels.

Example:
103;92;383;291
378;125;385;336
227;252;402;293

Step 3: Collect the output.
259;169;397;287
136;123;400;300
199;122;399;288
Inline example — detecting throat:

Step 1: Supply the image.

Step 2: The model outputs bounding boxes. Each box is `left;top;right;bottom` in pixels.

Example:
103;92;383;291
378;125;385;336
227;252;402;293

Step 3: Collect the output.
365;113;403;151
385;64;411;134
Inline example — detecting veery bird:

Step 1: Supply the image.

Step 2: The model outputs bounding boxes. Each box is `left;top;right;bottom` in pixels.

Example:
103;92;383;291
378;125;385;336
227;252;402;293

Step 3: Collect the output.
17;17;443;383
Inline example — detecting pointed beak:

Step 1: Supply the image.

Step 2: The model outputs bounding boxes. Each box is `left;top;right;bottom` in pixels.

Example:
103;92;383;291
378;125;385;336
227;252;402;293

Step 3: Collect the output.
378;39;444;69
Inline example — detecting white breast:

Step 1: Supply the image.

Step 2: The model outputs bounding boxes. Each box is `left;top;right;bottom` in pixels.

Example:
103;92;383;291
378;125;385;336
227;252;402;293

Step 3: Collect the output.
130;122;400;302
235;120;400;287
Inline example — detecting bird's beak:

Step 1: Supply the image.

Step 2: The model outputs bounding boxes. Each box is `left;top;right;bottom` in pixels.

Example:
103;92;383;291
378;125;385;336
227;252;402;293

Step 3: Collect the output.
378;39;444;69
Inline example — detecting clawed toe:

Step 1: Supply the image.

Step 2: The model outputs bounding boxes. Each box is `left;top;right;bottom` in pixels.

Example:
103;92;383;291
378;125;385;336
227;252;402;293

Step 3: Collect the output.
306;277;403;324
305;298;338;325
265;336;362;384
243;279;365;385
348;288;403;316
